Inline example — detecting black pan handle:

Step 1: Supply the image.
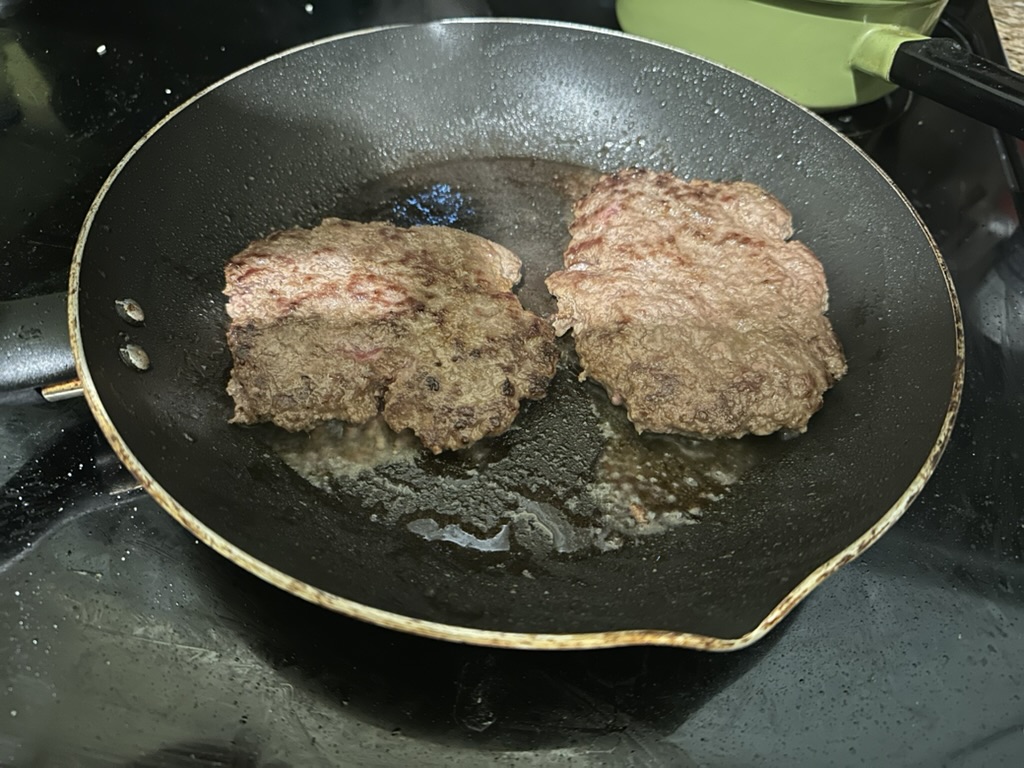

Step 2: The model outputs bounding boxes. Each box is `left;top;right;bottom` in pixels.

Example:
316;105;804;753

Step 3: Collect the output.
889;37;1024;140
0;292;79;405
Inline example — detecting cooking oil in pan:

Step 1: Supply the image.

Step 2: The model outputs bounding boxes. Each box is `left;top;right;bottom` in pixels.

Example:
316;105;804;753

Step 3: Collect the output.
588;396;759;546
265;158;764;556
272;418;421;480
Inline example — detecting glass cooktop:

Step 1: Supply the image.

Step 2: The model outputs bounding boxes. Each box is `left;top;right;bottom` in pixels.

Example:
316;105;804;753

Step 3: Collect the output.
2;1;1023;765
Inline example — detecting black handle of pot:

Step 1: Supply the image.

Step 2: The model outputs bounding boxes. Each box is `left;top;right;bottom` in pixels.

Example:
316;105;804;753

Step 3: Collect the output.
889;38;1024;140
0;293;78;405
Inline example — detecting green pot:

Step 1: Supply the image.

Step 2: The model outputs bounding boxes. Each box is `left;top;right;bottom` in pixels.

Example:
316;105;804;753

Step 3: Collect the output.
615;0;948;110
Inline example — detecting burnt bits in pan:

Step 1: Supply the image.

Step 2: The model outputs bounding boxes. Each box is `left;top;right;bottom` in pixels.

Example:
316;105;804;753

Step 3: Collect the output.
269;369;765;557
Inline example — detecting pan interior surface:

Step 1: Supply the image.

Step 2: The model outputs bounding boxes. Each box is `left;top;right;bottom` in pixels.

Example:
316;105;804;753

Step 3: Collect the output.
72;21;961;647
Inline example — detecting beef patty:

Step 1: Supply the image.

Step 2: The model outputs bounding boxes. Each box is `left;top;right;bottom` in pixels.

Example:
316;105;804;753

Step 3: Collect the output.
545;168;847;438
224;218;558;453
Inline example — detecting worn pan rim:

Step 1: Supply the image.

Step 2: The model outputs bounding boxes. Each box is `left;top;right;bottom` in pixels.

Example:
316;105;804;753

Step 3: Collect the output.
67;18;965;651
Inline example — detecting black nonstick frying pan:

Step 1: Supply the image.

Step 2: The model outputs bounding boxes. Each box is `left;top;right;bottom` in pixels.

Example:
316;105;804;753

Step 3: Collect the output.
0;20;962;650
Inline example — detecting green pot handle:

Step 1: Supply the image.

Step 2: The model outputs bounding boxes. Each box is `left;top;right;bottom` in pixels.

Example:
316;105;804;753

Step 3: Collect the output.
853;26;1024;139
851;26;929;80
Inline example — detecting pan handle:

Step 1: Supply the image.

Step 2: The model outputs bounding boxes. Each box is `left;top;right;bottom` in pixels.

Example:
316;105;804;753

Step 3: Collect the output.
853;28;1024;140
0;292;81;405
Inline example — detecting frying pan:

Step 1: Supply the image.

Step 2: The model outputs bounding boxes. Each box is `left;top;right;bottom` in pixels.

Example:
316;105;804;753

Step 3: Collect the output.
0;20;962;651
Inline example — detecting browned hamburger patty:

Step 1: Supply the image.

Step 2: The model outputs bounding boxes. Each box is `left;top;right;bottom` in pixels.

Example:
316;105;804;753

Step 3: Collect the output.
545;168;847;438
224;218;558;453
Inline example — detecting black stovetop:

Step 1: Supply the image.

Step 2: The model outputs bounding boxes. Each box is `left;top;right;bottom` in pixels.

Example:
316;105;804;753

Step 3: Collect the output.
2;1;1024;765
